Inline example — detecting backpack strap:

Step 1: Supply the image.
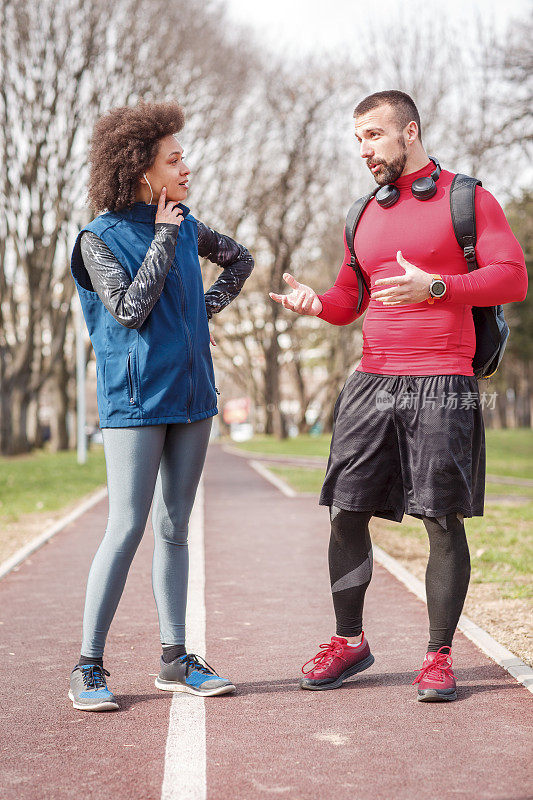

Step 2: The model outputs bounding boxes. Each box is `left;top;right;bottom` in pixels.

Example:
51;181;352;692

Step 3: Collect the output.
451;172;505;373
345;193;374;312
449;174;482;272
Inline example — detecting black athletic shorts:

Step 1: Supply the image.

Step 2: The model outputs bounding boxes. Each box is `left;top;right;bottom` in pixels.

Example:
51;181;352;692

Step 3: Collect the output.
319;371;485;522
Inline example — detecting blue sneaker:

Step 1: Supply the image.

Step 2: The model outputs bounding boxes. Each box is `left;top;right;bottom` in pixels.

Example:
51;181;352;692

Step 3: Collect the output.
68;664;119;711
155;653;235;696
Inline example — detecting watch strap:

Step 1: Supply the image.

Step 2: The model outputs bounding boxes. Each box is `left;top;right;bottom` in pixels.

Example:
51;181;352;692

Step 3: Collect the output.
428;274;445;304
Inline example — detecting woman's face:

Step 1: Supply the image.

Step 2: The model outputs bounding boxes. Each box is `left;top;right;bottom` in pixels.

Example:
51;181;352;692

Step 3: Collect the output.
140;135;190;204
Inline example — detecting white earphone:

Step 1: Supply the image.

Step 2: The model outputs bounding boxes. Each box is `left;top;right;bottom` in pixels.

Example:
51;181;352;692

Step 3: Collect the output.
143;172;154;204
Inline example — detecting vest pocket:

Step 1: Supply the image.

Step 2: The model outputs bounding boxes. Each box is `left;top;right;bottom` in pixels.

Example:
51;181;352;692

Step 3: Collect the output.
126;352;136;406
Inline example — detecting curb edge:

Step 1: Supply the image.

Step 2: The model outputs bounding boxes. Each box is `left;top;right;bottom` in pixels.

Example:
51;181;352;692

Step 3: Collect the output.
0;486;108;582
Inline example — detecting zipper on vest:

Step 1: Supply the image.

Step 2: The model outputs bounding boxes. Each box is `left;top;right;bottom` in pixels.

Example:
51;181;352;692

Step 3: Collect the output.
172;263;194;422
126;352;135;405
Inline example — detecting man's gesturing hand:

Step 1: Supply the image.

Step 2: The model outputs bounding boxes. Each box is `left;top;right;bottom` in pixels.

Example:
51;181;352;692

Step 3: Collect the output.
269;273;323;316
372;251;432;306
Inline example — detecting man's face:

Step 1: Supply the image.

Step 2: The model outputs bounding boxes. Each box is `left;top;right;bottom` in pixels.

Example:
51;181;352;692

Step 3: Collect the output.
354;105;408;186
144;134;190;203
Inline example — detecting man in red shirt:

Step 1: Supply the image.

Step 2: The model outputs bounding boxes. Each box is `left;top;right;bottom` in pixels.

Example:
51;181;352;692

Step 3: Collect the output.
270;90;527;702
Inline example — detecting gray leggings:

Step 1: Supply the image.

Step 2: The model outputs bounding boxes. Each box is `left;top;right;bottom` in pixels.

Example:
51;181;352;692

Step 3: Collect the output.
80;419;212;658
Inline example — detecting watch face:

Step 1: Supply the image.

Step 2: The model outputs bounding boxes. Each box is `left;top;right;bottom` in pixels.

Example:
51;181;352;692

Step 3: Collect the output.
431;280;446;297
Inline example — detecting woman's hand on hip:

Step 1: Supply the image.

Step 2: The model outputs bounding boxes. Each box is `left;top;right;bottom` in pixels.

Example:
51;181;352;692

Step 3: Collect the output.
155;187;184;227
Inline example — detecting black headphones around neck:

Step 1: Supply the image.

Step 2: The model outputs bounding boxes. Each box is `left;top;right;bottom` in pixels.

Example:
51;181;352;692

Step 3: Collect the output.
375;156;441;208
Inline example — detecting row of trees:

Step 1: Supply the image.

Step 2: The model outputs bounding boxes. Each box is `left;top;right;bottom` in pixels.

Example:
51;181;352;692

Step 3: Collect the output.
0;0;254;452
0;0;531;452
204;8;533;435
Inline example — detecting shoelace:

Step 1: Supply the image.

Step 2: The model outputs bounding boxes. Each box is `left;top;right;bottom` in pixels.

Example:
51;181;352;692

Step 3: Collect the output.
181;653;219;677
301;641;346;675
79;665;111;690
411;646;454;685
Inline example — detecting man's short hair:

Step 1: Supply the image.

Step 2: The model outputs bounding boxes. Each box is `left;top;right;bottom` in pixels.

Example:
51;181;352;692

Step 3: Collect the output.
353;90;422;142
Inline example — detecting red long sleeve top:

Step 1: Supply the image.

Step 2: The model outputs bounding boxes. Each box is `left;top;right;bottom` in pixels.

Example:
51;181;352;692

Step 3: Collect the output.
318;162;527;376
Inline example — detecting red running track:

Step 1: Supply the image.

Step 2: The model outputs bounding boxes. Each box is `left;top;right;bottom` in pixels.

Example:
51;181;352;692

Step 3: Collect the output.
0;444;531;799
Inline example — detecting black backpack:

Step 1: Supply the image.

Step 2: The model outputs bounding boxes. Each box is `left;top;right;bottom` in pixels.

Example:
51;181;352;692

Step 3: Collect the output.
344;173;509;379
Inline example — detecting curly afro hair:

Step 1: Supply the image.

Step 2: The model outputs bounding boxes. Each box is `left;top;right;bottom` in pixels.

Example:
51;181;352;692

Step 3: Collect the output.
87;101;185;213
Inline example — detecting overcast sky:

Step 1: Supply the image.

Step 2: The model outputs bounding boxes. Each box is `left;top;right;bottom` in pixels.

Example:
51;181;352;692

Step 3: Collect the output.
225;0;530;55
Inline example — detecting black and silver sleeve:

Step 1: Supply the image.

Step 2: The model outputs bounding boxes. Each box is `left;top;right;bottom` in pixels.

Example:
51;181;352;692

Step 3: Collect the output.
198;221;254;319
80;223;179;329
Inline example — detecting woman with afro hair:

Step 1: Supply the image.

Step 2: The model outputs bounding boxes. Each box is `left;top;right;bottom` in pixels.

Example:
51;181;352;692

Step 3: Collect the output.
69;101;253;711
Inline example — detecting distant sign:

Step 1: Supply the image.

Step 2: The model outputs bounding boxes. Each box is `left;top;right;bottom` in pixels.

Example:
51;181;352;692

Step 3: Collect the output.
223;397;251;425
230;422;253;442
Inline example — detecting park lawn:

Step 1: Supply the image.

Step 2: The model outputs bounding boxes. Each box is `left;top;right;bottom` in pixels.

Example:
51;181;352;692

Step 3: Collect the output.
267;468;533;500
235;428;533;479
485;482;533;498
264;466;533;501
234;434;331;458
0;447;106;523
373;502;533;601
484;429;533;480
267;465;324;494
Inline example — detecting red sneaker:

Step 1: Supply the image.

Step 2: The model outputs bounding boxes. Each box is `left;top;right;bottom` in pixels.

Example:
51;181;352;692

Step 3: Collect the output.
412;646;457;702
299;634;374;691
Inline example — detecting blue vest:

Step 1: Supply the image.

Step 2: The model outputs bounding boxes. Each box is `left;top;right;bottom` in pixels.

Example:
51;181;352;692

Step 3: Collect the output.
71;202;217;427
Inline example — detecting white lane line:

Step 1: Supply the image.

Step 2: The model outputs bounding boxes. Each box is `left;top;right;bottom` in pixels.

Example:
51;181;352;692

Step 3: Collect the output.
250;460;296;497
251;461;533;695
0;486;108;581
161;479;207;800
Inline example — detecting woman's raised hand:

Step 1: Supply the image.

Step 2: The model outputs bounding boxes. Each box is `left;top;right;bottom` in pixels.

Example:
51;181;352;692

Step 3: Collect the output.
269;273;323;316
155;187;184;227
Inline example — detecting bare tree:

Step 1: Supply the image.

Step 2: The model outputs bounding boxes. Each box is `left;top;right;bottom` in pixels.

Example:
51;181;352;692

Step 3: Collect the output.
0;0;257;454
351;4;531;190
0;0;110;454
1;0;530;455
204;56;366;436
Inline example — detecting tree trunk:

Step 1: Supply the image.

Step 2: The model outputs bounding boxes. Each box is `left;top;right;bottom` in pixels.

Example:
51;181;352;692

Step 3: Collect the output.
293;358;310;433
0;388;13;454
264;335;286;438
494;385;508;428
1;384;32;455
27;396;44;449
515;362;531;428
48;358;70;451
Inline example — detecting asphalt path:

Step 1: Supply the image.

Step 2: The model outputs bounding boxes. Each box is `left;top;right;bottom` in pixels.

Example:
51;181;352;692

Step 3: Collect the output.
0;444;531;799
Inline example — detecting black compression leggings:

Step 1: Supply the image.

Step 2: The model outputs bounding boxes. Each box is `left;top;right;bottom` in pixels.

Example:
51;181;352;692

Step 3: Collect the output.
328;508;471;651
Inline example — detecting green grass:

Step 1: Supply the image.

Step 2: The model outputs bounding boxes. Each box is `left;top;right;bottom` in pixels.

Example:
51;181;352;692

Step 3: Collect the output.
233;434;331;458
268;466;324;494
482;429;533;480
270;465;325;494
269;467;533;500
377;502;533;601
486;482;533;498
234;429;533;479
0;447;107;523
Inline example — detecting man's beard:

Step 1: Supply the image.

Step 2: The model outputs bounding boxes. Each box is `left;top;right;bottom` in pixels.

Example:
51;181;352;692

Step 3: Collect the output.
368;137;407;186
